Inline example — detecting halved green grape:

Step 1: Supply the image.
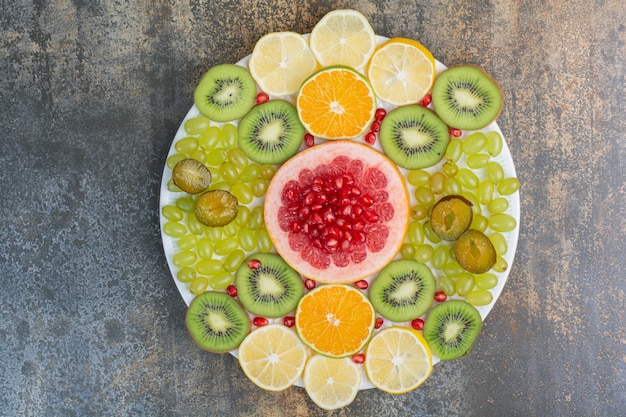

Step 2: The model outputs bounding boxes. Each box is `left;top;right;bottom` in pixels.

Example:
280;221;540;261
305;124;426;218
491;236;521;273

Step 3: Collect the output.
443;261;464;277
475;273;498;290
184;116;211;135
489;214;517;232
238;164;260;183
173;250;197;268
487;161;505;183
488;197;509;214
407;221;425;245
457;168;479;189
190;276;209;295
439;276;456;296
466;153;490;169
228;148;249;169
488;232;508;256
175;137;200;154
470;214;489;233
415;186;435;208
237;227;257;252
407;169;431;187
206;148;227;166
209;271;234;290
444;177;462;195
400;243;416;259
163;222;187;238
256;227;273;253
231;183;254;204
414;244;433;263
219;123;238;148
176;196;195;212
486;131;503;157
200;126;220;149
251;178;269;197
423;221;441;243
461;132;487;155
178;234;198;251
223;249;245;272
498;177;520;195
446;138;463;162
249;206;264;230
177;266;196;283
430;172;446;194
455;273;475;297
477;180;495;205
166;153;186;169
467;289;493;306
214;237;238;256
197;238;213;259
259;164;276;180
432;245;450;270
442;161;458;177
162;205;183;222
196;259;223;276
492;256;508;273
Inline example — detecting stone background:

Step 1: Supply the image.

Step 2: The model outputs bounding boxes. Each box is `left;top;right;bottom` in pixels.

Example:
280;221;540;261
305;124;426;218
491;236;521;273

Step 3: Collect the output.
1;1;624;416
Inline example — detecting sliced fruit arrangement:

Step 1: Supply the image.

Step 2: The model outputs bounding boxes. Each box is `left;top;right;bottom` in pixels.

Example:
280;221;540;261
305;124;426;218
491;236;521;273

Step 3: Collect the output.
161;8;520;411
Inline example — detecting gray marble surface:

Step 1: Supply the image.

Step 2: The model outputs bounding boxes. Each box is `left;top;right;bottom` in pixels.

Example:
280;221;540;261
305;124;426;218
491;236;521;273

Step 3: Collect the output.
1;1;625;416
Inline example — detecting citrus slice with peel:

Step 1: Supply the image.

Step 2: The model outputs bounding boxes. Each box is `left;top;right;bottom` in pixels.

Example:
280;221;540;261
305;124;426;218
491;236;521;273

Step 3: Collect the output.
309;9;376;71
296;66;376;140
367;37;436;106
303;354;361;410
248;31;318;97
237;324;308;391
295;284;375;358
364;327;433;394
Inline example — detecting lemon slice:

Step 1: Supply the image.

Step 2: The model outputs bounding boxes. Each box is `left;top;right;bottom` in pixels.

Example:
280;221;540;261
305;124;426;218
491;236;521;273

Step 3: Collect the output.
309;9;376;71
237;324;308;391
367;38;436;106
364;327;433;394
248;32;318;97
303;354;361;410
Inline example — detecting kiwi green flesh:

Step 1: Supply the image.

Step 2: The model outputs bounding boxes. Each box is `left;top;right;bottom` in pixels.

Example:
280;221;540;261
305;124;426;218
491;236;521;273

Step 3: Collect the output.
195;190;239;227
237;100;305;165
186;291;250;353
194;64;257;123
454;229;497;274
430;195;474;241
379;105;450;169
432;65;503;130
369;260;436;322
423;300;482;360
235;253;304;318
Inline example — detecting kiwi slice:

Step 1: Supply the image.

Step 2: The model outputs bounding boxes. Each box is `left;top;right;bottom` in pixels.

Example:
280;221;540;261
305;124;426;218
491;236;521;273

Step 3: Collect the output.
430;195;473;241
423;300;483;360
172;158;212;194
369;260;436;322
235;253;304;318
379;105;450;169
431;65;503;130
237;100;305;165
194;64;257;122
454;229;497;274
195;190;238;227
185;291;250;353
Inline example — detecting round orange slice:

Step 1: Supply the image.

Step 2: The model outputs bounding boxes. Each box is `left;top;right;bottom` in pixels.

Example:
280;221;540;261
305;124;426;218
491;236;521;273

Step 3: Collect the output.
296;66;376;140
295;284;375;358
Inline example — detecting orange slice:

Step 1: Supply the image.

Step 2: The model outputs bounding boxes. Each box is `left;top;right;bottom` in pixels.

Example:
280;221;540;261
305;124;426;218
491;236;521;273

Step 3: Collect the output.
296;66;376;140
295;284;375;358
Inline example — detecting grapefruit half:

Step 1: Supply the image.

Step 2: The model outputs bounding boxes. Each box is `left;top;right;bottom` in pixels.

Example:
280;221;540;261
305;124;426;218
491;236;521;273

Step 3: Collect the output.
264;141;410;283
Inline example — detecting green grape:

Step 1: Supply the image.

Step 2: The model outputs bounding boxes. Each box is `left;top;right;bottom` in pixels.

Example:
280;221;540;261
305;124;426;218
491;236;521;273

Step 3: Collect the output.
236;206;251;227
410;204;428;221
443;261;464;277
444;177;462;195
238;227;257;252
488;197;509;214
256;227;273;253
207;166;220;182
470;214;489;232
163;221;187;238
190;149;208;164
407;169;430;186
239;164;260;183
461;192;481;215
209;181;231;192
414;187;435;208
423;221;441;243
251;178;269;197
186;212;205;235
219;123;238;148
477;180;495;205
489;213;517;232
178;234;198;251
455;273;475;297
442;161;458;177
176;197;195;212
488;232;508;256
445;138;463;162
210;271;234;290
222;221;239;237
486;131;503;157
467;289;493;306
162;205;183;221
249;206;264;230
184;116;211;135
173;250;197;268
167;179;182;193
175;137;199;154
492;256;508;273
461;132;487;155
439;276;456;296
407;221;424;245
197;238;214;259
224;249;245;272
177;266;196;283
466;154;490;169
214;237;238;256
400;243;416;259
432;245;449;270
205;226;222;241
166;153;186;169
206;148;227;166
219;162;239;185
231;183;254;204
196;259;222;276
498;177;520;195
190;276;209;295
414;244;433;263
228;148;249;169
200;126;220;150
259;164;276;180
475;273;498;290
429;172;446;194
457;168;479;190
487;161;505;183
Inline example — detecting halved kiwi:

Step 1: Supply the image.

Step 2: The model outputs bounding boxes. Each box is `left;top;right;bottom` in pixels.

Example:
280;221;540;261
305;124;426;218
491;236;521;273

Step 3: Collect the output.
431;65;503;130
237;100;305;165
172;158;212;194
235;253;304;318
185;291;250;353
194;64;257;122
454;229;497;274
195;190;238;227
379;105;450;169
430;195;473;241
422;300;483;360
369;259;436;322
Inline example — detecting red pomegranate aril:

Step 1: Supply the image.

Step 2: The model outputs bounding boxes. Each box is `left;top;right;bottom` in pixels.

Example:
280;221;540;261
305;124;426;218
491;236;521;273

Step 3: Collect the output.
360;194;374;207
324;237;339;250
354;280;368;290
253;317;269;327
226;285;237;297
304;193;315;205
364;210;379;223
353;205;363;217
290;221;301;233
375;317;384;329
256;92;270;104
283;316;295;327
420;94;432;107
365;131;377;144
311;203;323;212
304;133;315;147
353;221;365;232
352;353;365;364
435;291;447;302
247;259;262;269
450;128;462;137
375;108;387;121
370;121;381;133
304;279;317;290
411;318;425;330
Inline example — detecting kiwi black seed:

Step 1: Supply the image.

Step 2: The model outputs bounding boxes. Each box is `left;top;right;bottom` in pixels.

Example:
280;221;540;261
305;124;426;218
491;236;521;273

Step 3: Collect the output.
454;229;497;274
369;259;436;322
431;65;503;130
172;158;212;194
379;105;450;169
194;64;257;123
235;253;304;318
237;100;305;165
185;291;250;353
422;300;483;360
195;189;238;227
430;195;474;241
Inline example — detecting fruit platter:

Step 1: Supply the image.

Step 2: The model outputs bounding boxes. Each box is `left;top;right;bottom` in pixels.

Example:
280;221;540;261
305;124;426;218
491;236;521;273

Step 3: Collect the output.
159;9;520;410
